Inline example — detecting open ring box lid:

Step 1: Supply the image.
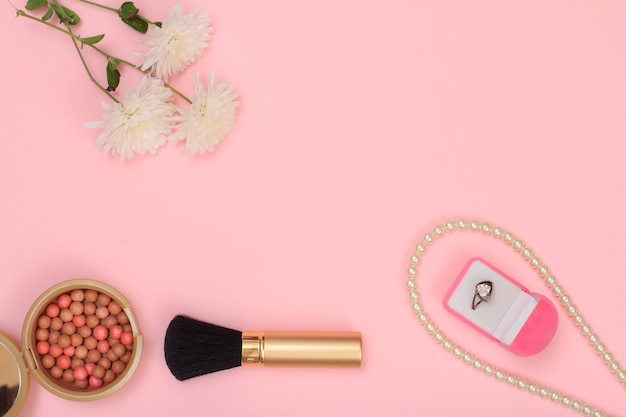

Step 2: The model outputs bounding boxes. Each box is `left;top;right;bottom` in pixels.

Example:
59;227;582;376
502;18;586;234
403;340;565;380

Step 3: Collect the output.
443;258;558;356
0;279;143;417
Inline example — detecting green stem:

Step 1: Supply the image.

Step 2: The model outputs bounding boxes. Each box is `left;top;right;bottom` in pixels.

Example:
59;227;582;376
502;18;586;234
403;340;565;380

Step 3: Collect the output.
16;8;192;103
75;0;158;25
76;0;116;13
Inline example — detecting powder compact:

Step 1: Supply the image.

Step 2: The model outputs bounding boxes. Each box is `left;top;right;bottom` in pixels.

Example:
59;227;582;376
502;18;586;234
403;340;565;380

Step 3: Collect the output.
0;279;143;416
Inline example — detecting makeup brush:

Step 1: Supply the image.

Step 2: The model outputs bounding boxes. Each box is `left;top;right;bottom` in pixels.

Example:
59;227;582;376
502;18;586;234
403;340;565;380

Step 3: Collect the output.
164;315;362;381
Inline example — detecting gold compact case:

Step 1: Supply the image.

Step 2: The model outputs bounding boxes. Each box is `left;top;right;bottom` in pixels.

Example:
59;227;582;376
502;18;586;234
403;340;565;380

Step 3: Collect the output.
0;279;143;417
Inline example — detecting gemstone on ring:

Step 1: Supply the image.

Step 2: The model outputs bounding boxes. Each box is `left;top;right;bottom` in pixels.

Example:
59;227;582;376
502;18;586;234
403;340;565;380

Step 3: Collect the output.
472;281;493;310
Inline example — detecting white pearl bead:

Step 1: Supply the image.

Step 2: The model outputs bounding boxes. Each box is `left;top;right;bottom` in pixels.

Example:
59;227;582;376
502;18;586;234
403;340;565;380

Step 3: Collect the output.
407;267;416;276
411;302;422;312
530;257;540;267
433;226;444;236
410;254;420;264
609;361;619;372
416;243;426;253
527;383;538;394
595;343;605;353
567;304;577;316
522;248;532;258
425;323;435;333
423;233;433;243
574;314;584;325
462;353;472;363
603;352;613;363
583;405;592;415
505;374;516;385
516;379;527;390
552;285;563;295
445;221;455;231
539;387;549;397
409;291;419;301
452;346;462;357
593;410;604;417
492;227;503;237
417;313;428;323
503;232;514;243
560;294;570;305
433;332;444;343
588;333;599;345
406;278;416;288
561;396;571;406
550;391;560;401
513;240;523;250
442;340;452;351
457;219;467;229
538;265;549;276
494;370;505;380
572;400;582;410
581;324;591;335
469;221;479;231
617;371;625;381
545;275;556;287
473;359;483;370
480;223;491;233
483;364;494;375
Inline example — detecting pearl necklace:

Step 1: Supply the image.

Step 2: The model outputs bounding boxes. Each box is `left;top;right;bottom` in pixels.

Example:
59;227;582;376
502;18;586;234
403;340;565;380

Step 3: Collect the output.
404;219;625;417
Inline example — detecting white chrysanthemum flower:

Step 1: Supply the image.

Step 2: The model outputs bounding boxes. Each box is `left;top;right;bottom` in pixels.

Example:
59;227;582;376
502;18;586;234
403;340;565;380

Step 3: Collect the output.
85;75;178;159
170;71;239;155
139;2;212;81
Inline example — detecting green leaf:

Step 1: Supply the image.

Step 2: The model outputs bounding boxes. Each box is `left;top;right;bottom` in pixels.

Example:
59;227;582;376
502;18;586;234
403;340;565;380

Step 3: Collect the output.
80;34;105;45
120;16;148;33
50;4;81;25
41;7;53;21
25;0;47;11
118;2;148;33
106;62;121;92
61;6;80;25
118;2;139;20
108;58;120;71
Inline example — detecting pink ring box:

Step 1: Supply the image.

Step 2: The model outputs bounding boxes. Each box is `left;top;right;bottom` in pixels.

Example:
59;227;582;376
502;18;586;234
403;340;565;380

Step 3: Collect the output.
443;257;558;356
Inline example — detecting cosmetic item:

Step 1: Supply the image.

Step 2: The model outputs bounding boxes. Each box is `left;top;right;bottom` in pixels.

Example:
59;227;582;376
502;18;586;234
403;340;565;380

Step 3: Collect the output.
404;219;624;416
444;257;558;356
0;279;142;417
164;315;362;381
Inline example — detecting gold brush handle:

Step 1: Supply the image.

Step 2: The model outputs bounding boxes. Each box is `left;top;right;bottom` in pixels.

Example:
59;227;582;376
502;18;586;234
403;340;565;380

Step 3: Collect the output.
241;331;362;367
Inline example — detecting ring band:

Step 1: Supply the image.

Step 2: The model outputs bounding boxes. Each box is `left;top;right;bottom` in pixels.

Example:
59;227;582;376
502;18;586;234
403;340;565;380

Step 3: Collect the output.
472;281;493;310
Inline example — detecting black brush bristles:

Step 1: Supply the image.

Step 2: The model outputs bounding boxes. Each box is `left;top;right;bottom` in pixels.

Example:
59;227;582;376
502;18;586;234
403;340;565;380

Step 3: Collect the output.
164;315;243;381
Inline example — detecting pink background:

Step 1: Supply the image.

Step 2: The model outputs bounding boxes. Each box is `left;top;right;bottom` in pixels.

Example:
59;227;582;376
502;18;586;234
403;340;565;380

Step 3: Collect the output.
1;0;625;416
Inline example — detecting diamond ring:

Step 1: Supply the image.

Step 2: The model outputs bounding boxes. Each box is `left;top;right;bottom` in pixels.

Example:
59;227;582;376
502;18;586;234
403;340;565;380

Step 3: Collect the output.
472;281;493;310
